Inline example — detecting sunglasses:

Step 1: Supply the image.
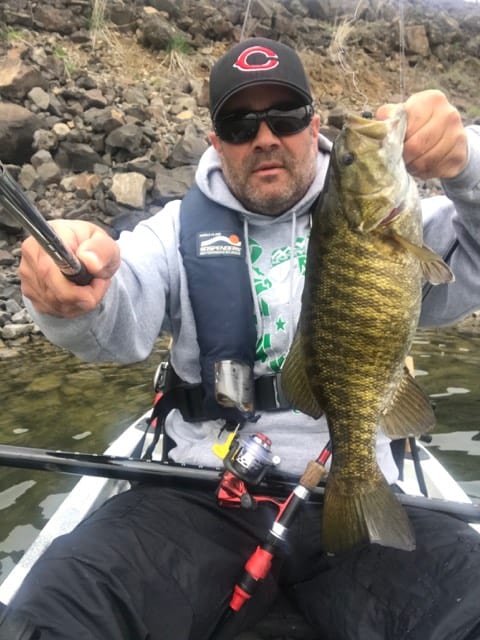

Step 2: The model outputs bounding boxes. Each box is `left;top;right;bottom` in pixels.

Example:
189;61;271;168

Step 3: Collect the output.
214;104;314;144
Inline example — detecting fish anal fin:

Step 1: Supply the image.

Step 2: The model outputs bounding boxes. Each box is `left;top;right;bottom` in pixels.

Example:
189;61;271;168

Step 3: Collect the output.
322;470;416;554
380;369;435;439
391;232;455;284
281;332;323;419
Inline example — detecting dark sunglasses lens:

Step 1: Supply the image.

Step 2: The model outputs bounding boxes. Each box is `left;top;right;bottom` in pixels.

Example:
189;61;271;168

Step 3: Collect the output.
268;106;312;136
216;105;312;144
215;115;259;143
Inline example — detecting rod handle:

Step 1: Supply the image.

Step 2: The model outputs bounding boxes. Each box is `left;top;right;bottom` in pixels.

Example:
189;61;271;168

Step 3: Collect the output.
64;261;94;286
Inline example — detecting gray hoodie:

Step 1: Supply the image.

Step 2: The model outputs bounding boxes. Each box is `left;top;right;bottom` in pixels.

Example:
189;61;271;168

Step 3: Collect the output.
25;127;480;483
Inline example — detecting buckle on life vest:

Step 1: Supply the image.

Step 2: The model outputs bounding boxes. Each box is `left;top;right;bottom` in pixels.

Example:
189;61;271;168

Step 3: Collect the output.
153;361;170;393
152;362;292;419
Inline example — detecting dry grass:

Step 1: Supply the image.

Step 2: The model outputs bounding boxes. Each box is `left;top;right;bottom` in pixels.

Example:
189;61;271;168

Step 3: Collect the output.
90;0;108;48
326;17;370;109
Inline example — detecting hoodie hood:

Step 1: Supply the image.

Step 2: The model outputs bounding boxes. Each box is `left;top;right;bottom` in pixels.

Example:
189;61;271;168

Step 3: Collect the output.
195;134;333;227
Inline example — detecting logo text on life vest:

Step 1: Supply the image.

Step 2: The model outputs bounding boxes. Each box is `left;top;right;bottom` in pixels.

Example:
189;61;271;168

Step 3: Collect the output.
197;232;243;258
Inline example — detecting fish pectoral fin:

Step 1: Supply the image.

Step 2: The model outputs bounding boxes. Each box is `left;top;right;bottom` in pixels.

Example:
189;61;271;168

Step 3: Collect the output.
322;469;416;554
379;368;436;438
418;243;455;284
281;332;323;419
391;232;455;284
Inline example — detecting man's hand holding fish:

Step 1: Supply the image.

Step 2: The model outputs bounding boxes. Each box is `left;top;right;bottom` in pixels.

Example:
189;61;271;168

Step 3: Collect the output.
376;89;468;179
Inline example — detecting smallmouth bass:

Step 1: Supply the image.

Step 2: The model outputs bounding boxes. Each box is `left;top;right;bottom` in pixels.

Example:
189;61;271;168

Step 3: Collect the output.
282;108;454;553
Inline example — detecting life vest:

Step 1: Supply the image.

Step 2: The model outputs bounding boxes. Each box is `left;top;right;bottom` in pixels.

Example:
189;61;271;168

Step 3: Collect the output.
146;184;294;460
178;185;258;424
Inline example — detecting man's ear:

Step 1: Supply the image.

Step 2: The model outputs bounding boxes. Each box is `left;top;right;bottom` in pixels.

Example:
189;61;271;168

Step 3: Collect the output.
209;131;222;153
311;113;321;138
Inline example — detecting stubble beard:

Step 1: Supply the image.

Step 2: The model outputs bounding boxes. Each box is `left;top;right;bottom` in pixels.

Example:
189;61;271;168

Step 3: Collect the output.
224;151;317;216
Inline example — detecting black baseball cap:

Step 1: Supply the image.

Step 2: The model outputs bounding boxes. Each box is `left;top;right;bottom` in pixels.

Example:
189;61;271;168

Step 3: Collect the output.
209;38;313;121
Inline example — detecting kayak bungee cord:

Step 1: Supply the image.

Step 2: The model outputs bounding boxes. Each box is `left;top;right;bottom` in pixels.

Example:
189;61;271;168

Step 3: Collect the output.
0;162;92;285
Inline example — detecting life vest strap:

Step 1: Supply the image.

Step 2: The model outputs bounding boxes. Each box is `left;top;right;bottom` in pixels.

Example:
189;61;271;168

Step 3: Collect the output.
153;361;292;424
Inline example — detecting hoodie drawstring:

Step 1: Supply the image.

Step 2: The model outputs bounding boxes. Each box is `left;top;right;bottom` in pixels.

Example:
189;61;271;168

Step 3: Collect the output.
288;211;297;345
244;216;264;337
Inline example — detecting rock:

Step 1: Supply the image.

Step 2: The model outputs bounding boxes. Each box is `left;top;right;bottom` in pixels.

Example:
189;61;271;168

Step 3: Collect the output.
33;129;58;152
111;172;147;209
0;205;23;234
18;164;39;190
31;149;54;168
405;24;431;57
52;122;71;140
11;309;32;324
105;124;145;155
0;249;15;265
0;52;49;100
25;371;63;392
55;142;103;172
1;323;32;340
5;299;22;315
166;124;208;168
137;9;190;50
0;103;41;164
67;173;102;198
83;107;126;134
33;5;85;34
151;165;194;204
28;86;50;110
36;160;62;185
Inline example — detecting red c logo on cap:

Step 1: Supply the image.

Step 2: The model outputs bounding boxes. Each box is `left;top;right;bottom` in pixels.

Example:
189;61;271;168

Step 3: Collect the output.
233;46;279;72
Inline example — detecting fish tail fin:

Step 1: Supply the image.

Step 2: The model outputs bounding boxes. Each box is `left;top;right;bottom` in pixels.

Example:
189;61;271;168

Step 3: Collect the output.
322;467;416;554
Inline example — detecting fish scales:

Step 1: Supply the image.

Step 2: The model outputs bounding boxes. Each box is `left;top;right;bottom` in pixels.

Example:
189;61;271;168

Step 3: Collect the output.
306;223;420;492
282;108;453;553
306;218;422;420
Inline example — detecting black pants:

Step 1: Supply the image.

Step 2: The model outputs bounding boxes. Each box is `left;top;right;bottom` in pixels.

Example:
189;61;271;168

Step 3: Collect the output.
7;485;480;640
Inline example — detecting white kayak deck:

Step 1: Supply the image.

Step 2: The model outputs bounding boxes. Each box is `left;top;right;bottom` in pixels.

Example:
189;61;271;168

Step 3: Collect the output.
0;412;150;605
0;411;478;605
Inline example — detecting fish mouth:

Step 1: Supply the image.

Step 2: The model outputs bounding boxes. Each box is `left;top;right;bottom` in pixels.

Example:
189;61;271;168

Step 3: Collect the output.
346;108;406;140
346;115;391;140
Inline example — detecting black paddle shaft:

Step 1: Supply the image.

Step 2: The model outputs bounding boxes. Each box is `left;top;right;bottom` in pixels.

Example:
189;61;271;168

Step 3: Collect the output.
0;163;92;285
0;443;479;523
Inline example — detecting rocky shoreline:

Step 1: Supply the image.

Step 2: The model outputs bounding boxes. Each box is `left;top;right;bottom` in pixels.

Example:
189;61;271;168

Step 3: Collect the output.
1;0;480;353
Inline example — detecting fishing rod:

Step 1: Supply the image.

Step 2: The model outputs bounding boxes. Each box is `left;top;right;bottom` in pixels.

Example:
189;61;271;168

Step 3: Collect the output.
0;162;92;286
209;442;332;639
0;443;479;523
0;442;295;496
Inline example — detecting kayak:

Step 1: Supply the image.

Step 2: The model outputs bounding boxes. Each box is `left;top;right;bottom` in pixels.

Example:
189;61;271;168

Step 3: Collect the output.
0;409;479;621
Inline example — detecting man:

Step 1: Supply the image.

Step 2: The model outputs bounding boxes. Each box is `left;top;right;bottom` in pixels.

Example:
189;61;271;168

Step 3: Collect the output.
9;37;480;639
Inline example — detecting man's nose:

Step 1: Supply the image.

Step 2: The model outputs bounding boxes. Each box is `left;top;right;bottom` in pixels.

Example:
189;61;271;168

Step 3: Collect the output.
253;119;280;146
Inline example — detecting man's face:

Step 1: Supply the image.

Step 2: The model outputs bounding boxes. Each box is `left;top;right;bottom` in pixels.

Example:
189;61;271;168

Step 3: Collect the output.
209;85;320;216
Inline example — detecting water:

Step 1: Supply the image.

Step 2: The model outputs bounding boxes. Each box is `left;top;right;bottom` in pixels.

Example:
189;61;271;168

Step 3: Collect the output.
410;327;480;499
0;327;479;581
0;335;169;580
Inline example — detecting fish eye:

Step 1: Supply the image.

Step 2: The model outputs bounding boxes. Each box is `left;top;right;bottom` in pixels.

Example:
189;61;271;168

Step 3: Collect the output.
341;152;356;166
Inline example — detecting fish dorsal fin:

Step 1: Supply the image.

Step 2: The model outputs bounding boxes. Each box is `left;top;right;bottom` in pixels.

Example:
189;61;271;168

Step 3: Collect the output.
390;231;455;284
379;367;435;438
281;331;323;419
